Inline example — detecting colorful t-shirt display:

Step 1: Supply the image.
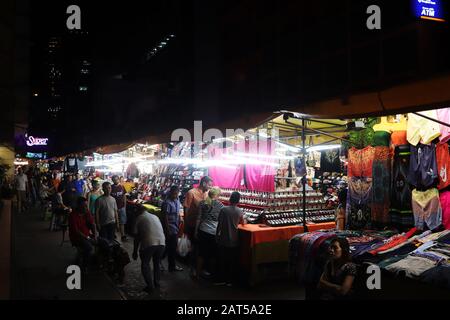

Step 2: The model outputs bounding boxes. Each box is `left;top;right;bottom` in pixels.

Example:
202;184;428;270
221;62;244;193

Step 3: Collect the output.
391;145;413;224
346;177;372;230
408;143;438;189
391;131;408;147
320;149;341;173
347;146;375;178
372;131;391;147
411;188;442;231
436;142;450;190
407;111;441;146
436;108;450;143
371;146;391;224
439;191;450;230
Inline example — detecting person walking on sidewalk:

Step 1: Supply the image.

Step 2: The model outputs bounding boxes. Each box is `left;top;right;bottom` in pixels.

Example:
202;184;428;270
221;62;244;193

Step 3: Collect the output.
111;175;128;242
95;182;119;241
195;187;223;280
183;176;213;278
215;192;245;286
15;167;28;213
87;179;103;218
73;173;85;197
161;186;183;272
132;204;166;294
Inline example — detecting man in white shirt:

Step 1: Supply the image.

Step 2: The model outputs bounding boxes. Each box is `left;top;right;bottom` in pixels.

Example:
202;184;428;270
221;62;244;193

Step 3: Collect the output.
15;167;28;213
95;182;119;241
132;204;166;294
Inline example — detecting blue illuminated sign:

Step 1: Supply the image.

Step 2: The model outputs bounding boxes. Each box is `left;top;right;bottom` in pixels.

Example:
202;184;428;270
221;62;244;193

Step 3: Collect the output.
26;152;48;159
414;0;445;22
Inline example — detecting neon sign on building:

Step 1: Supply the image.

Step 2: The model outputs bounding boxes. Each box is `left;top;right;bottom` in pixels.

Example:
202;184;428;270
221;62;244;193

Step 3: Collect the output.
26;136;49;147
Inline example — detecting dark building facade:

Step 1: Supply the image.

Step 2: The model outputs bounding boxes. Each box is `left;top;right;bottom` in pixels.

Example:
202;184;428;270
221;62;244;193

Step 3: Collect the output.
28;1;450;155
29;1;92;156
216;0;450;120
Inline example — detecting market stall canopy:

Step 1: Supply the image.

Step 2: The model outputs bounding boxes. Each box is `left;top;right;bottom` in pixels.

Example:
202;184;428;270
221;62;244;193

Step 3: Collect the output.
253;114;349;147
100;74;450;151
60;74;450;157
290;74;450;119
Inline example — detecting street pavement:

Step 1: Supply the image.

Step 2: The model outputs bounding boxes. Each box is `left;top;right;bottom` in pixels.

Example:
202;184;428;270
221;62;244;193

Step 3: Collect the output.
11;205;304;300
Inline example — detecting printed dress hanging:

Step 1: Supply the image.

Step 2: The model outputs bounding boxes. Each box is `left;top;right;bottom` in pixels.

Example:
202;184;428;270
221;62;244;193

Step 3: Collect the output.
371;146;391;224
346;177;372;230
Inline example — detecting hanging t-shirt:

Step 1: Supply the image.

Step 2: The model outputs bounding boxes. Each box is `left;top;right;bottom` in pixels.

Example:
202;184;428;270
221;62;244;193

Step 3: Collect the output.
373;115;408;132
436;142;450;190
391;131;408;147
294;157;306;176
440;191;450;230
347;146;375;178
320;149;341;173
408;143;438;189
436;108;450;143
64;157;78;173
407;111;441;146
346;177;372;230
372;131;391;147
411;188;442;231
391;145;412;212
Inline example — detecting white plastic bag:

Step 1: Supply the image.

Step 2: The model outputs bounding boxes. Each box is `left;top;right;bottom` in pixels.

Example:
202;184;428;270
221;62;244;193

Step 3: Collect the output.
177;234;192;257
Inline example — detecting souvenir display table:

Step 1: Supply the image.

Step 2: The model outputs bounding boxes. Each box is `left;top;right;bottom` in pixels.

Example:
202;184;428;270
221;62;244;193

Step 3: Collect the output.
239;222;336;285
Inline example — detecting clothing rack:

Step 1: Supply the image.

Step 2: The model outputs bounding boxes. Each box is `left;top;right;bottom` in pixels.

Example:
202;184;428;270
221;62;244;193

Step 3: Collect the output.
281;116;361;232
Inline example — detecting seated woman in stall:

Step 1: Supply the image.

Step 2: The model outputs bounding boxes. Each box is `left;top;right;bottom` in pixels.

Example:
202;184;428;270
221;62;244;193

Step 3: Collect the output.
317;237;357;300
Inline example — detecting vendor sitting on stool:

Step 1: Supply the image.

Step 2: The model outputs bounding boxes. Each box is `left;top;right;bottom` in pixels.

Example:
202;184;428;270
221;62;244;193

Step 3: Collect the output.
69;196;97;270
317;237;357;300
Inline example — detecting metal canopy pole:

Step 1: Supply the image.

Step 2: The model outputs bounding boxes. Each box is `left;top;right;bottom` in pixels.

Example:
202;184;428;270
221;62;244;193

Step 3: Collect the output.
285;120;357;146
301;118;308;232
302;118;348;127
412;111;450;128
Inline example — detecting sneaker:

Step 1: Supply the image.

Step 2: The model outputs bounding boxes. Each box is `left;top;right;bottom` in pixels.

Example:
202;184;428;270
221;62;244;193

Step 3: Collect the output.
213;282;226;286
201;270;212;278
226;283;233;287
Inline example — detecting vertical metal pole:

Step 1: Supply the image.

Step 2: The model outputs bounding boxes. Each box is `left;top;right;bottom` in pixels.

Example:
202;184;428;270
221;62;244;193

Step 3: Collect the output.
302;118;308;232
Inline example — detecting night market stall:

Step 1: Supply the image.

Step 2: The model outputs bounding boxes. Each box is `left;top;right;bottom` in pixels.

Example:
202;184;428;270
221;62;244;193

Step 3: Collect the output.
52;105;450;291
283;108;450;297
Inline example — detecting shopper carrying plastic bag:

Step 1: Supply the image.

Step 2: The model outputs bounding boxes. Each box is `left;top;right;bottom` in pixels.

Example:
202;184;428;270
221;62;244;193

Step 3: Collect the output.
177;234;191;257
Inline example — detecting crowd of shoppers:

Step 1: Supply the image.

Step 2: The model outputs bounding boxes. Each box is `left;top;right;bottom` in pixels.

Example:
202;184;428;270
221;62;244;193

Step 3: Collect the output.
14;167;248;293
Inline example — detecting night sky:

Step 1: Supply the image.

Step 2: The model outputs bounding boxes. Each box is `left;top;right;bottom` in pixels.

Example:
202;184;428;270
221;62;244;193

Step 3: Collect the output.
28;0;450;156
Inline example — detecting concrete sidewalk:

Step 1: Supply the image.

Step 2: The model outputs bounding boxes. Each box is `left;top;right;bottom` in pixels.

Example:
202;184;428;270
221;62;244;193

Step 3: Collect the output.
11;206;124;300
10;204;304;300
119;234;304;300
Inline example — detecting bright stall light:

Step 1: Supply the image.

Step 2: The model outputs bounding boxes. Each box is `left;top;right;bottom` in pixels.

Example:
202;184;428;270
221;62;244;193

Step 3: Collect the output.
232;152;295;160
14;160;29;166
276;141;301;153
306;144;341;152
